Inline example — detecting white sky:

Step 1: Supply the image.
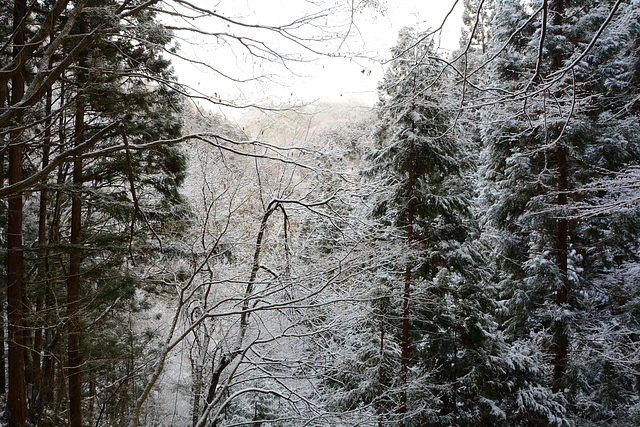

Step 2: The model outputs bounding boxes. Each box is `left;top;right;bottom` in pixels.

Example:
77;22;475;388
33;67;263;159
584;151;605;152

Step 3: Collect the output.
167;0;464;113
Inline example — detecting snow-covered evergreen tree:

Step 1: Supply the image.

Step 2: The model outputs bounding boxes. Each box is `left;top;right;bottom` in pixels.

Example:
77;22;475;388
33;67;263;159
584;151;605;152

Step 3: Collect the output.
0;2;188;423
479;0;640;423
328;27;508;426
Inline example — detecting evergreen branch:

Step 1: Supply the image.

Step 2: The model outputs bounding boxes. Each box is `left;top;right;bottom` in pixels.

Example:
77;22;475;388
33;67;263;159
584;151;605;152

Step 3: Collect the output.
0;121;119;198
0;0;74;87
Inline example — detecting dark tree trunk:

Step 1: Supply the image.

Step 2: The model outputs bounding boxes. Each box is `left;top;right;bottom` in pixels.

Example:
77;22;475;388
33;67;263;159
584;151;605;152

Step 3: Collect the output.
0;137;5;398
399;103;415;426
31;86;52;415
7;0;28;424
67;84;84;427
35;121;65;420
0;320;5;395
553;144;569;392
376;319;385;427
550;0;569;394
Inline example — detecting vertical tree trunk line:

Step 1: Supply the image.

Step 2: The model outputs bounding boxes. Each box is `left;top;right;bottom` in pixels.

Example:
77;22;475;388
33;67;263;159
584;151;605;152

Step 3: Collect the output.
0;87;6;400
553;144;569;392
35;85;66;420
32;69;55;413
376;318;385;427
67;84;84;427
67;41;88;425
32;84;52;420
399;78;417;425
550;0;569;394
192;324;210;427
201;202;281;425
0;319;5;396
7;0;28;424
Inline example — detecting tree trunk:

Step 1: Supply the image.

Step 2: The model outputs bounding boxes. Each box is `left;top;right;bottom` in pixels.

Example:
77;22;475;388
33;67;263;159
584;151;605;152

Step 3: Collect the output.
553;144;569;392
23;89;52;421
550;0;569;394
7;0;28;424
35;130;65;420
400;81;417;426
200;202;280;427
0;320;5;395
67;85;84;427
0;136;5;398
376;318;385;427
192;329;210;427
31;85;52;417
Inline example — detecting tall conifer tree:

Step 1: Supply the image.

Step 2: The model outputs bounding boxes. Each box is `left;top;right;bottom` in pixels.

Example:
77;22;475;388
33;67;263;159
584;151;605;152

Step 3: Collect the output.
479;0;640;423
1;1;187;423
356;28;506;426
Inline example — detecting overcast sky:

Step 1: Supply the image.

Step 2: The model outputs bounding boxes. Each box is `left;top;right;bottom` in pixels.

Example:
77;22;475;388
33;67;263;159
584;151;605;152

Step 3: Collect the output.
168;0;464;112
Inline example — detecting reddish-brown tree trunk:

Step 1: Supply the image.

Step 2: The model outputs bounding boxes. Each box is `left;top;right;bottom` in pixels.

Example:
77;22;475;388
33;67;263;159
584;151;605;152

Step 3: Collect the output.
7;0;28;424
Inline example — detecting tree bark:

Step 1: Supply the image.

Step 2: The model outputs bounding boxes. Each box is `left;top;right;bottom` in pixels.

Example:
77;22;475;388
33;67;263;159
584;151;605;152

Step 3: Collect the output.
553;144;569;393
32;84;52;406
7;0;28;424
0;320;5;395
31;85;52;418
399;80;417;426
0;109;5;399
67;54;86;427
35;114;65;419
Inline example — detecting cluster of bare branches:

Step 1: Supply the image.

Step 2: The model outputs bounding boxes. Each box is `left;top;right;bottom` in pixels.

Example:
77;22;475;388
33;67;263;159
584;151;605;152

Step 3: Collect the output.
0;1;367;426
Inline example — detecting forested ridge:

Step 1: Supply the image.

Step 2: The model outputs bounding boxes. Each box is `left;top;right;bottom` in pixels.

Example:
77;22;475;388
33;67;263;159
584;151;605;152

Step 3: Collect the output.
1;0;639;426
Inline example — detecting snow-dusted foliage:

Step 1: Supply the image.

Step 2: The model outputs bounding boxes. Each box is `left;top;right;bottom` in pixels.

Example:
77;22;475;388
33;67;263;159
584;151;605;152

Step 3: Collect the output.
476;0;640;424
3;1;640;426
311;27;511;426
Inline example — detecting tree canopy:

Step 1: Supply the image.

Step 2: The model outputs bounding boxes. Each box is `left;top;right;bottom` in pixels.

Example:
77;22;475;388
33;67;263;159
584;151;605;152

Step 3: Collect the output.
2;1;640;426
